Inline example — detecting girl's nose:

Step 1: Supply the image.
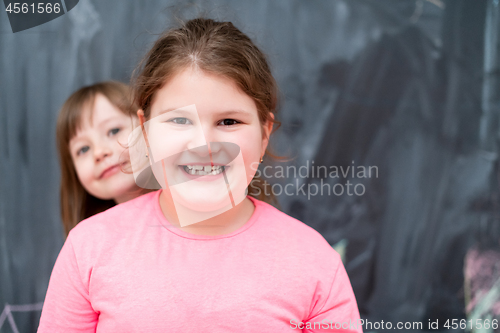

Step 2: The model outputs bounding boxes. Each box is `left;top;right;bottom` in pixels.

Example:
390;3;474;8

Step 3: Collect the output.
185;124;220;158
202;128;224;155
208;141;222;154
94;145;113;162
186;125;210;151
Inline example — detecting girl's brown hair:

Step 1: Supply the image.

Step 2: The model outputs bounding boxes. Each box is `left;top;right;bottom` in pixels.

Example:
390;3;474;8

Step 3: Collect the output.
133;17;282;206
56;81;147;237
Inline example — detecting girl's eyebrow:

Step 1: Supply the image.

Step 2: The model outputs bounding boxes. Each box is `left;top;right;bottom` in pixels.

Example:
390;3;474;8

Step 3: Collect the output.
215;109;252;117
69;132;88;144
70;116;125;144
156;107;180;115
155;108;252;117
97;116;126;128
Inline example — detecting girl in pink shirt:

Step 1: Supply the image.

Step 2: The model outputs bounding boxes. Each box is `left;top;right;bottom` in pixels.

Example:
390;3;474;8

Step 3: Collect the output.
39;18;362;332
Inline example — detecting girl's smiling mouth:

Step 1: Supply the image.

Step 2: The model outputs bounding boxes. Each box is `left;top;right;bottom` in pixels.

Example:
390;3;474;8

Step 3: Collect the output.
178;164;229;181
182;164;226;176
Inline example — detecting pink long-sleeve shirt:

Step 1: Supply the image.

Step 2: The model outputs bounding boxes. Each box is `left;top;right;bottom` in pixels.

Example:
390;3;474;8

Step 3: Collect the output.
38;190;362;332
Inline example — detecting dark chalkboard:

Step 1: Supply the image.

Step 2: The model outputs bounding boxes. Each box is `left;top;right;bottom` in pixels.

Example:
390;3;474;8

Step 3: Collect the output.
1;0;498;332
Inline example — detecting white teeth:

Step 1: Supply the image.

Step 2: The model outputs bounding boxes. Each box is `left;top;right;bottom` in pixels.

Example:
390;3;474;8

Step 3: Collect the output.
183;165;225;176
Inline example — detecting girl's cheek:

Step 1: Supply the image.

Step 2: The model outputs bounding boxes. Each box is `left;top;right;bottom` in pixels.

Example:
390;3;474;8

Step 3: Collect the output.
116;132;130;148
74;157;92;179
74;165;87;186
120;127;133;140
236;133;260;154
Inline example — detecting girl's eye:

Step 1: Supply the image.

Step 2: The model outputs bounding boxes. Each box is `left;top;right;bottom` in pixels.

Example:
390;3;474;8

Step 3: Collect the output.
169;118;192;125
108;128;120;136
218;119;240;126
77;146;89;156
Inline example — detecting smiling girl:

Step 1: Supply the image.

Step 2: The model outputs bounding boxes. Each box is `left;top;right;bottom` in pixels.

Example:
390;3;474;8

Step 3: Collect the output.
56;81;148;236
39;18;362;332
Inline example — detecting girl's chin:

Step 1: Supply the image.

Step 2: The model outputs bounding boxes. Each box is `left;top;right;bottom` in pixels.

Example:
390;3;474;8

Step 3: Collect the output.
170;188;233;212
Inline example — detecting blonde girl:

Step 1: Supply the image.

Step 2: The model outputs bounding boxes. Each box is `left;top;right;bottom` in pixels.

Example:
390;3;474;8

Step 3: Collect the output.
39;19;362;332
56;81;149;236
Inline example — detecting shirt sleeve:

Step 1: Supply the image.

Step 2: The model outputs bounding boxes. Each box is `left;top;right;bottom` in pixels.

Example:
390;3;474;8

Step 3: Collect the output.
304;257;363;333
37;234;98;332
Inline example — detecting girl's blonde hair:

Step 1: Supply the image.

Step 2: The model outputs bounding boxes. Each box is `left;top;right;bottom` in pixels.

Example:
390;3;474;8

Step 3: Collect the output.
56;81;147;237
132;17;283;206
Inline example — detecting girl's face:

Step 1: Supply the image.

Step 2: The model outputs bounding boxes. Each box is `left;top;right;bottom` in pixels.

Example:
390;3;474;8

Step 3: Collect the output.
69;94;138;203
144;68;272;213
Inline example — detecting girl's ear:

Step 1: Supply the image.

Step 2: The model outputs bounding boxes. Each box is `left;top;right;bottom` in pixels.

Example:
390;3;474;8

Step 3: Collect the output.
261;112;275;156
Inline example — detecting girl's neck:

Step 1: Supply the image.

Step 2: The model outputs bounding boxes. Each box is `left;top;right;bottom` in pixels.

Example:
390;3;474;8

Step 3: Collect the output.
158;189;255;236
113;187;147;205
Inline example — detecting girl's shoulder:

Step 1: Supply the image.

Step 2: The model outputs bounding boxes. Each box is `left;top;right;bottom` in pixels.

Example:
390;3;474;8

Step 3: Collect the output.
249;197;337;256
249;197;343;281
68;190;158;242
